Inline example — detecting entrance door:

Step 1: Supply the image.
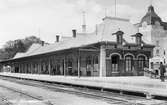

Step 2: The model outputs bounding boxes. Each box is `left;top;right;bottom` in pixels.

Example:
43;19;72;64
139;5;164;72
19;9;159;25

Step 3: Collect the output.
111;55;120;73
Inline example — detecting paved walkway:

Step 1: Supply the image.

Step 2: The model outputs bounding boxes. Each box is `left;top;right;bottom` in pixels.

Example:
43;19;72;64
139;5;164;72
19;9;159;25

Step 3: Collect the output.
0;72;167;97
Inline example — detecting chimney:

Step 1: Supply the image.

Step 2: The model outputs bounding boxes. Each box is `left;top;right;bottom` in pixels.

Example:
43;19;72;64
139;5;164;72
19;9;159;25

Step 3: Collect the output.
56;35;60;42
112;30;124;44
72;29;77;38
131;33;143;45
41;41;44;46
82;11;86;33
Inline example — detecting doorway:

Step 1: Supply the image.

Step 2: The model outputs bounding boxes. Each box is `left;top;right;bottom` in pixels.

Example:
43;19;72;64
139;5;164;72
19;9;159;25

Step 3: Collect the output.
111;55;120;72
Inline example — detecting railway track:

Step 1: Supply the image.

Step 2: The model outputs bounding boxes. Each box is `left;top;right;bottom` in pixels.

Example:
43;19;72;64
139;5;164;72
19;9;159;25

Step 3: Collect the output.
0;76;166;105
0;84;54;105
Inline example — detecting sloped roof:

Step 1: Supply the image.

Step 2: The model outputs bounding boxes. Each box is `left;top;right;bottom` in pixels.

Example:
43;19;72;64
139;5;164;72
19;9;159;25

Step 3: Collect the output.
11;17;153;60
13;53;25;59
97;17;138;44
140;5;167;30
13;43;42;59
60;36;72;41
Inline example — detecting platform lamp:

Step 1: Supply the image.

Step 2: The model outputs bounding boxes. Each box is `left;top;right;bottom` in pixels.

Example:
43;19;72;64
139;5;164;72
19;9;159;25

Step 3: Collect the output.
141;43;144;48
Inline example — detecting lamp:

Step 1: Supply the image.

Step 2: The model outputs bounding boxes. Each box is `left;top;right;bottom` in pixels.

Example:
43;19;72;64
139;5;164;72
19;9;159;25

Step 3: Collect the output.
122;41;126;46
141;43;144;47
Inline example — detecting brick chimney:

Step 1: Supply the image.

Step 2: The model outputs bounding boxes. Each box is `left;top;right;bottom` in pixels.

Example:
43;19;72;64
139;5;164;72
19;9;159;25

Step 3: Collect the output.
72;29;77;38
56;35;60;42
41;41;45;46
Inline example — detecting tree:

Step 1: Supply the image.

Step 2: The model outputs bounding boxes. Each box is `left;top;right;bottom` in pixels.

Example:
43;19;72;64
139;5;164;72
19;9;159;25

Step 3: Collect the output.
0;36;46;60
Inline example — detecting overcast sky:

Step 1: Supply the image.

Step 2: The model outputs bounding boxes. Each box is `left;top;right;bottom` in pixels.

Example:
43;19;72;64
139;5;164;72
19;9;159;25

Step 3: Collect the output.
0;0;167;48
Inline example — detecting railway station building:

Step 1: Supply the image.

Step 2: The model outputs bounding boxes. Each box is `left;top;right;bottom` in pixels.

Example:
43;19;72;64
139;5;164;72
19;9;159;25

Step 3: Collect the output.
0;15;154;77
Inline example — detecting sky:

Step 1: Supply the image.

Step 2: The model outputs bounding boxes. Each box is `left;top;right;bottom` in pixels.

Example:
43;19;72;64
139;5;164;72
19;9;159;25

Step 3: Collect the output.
0;0;167;48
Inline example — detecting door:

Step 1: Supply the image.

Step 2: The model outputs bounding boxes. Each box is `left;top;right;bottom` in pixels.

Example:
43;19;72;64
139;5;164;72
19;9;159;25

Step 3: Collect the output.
111;55;120;73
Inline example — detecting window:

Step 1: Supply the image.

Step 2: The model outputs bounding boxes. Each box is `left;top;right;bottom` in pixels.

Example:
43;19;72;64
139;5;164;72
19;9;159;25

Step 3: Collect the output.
111;55;119;72
125;55;133;72
136;37;141;45
118;35;122;44
138;56;145;69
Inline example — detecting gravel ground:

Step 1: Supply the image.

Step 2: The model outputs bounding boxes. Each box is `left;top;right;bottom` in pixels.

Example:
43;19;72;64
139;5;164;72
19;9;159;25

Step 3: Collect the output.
0;79;111;105
0;86;47;105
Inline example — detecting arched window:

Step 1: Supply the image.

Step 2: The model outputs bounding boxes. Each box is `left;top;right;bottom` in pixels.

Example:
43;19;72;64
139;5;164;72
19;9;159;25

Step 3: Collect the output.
111;55;120;72
138;56;145;69
125;55;133;72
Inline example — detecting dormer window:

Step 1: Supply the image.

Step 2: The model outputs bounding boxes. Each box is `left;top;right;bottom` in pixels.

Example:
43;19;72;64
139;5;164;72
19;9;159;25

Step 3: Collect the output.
112;30;124;45
118;34;123;44
136;36;141;45
131;33;143;45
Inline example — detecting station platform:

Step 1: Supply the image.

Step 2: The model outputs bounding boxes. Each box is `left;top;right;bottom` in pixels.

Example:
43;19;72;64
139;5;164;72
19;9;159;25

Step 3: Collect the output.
0;72;167;97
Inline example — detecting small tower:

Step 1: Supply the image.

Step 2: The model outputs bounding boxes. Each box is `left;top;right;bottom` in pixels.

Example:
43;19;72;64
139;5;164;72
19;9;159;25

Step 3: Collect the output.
139;5;163;44
82;11;86;33
139;5;167;58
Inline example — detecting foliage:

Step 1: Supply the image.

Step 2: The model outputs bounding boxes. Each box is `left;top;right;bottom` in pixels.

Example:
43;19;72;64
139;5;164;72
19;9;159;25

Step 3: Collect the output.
0;36;45;60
